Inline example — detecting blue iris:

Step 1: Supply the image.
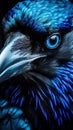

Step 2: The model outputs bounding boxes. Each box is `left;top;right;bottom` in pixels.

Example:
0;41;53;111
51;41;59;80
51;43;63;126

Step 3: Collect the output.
46;34;60;49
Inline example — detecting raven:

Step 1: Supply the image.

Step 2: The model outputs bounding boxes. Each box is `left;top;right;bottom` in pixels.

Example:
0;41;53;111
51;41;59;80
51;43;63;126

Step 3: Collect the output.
0;0;73;130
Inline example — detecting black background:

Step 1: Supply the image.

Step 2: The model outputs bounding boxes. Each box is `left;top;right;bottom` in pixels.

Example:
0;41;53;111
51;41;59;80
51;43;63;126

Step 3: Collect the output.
0;0;22;49
0;0;22;22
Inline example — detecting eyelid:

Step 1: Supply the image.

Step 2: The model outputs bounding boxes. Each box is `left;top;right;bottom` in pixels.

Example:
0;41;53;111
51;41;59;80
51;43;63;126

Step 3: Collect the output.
48;32;61;39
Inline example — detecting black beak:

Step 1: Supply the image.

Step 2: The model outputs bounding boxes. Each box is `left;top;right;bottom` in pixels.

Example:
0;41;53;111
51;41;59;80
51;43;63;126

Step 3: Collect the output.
0;32;42;83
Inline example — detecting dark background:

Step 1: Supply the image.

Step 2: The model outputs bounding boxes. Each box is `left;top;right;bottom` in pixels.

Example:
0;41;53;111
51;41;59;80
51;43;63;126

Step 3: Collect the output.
0;0;22;49
0;0;22;22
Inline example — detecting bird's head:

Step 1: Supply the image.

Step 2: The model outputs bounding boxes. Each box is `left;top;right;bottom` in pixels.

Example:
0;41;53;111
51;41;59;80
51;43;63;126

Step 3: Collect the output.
0;0;73;82
0;0;73;129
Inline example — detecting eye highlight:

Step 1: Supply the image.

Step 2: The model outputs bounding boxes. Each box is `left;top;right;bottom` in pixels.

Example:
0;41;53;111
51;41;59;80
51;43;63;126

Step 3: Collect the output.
45;33;61;49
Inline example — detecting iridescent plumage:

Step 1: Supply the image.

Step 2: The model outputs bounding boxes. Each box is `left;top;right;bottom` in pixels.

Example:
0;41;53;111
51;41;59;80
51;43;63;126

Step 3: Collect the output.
0;0;73;130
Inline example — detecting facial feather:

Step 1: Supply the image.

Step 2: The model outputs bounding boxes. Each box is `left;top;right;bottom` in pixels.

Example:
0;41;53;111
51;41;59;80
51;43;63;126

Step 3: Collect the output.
0;0;73;130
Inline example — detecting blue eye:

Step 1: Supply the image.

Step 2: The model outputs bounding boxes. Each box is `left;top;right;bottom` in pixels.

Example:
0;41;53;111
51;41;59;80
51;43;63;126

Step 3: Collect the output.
46;34;61;49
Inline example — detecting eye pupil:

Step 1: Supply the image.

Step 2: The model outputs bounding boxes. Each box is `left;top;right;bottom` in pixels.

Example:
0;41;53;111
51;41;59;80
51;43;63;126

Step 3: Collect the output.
50;36;57;45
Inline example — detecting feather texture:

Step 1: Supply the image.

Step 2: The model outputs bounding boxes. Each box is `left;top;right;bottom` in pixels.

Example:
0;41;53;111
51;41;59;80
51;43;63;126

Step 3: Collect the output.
0;0;73;130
